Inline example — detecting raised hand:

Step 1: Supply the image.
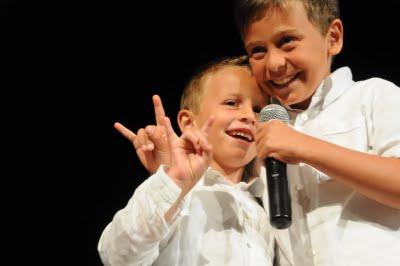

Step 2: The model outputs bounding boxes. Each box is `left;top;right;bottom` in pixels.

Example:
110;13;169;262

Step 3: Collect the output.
164;115;214;195
114;95;170;173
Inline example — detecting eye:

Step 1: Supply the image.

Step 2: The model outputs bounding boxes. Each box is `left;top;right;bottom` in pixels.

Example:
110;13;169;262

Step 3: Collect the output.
278;35;296;49
249;46;266;60
224;99;238;107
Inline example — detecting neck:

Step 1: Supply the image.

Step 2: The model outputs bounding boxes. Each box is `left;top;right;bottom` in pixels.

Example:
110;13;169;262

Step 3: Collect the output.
210;162;244;184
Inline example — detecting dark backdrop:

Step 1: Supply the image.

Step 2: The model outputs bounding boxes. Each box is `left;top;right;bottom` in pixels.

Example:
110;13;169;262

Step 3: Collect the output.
2;1;399;265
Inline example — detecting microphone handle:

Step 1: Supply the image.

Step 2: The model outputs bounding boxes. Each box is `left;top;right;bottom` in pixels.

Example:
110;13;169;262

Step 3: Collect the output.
266;158;292;229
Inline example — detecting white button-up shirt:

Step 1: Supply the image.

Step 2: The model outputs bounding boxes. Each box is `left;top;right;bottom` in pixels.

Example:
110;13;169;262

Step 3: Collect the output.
98;166;274;266
269;67;400;266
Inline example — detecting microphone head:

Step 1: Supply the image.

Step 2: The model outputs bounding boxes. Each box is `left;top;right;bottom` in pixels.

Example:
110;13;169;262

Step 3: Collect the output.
259;104;289;123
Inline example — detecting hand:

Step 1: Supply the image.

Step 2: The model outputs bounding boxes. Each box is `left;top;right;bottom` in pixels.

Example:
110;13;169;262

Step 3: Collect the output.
256;120;309;164
114;95;170;173
164;115;214;195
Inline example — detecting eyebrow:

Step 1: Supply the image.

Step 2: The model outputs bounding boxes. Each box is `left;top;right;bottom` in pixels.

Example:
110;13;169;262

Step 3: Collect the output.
245;28;299;50
225;92;242;98
245;41;264;51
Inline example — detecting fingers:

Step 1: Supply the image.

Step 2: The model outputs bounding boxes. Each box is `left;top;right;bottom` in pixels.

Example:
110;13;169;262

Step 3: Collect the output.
182;116;214;154
137;128;155;151
201;115;214;135
182;126;212;154
183;128;213;173
163;116;178;145
145;124;169;151
153;95;166;126
114;122;137;142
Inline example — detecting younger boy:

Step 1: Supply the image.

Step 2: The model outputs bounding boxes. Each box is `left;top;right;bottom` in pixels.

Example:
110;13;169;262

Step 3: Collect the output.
234;0;400;265
98;56;275;265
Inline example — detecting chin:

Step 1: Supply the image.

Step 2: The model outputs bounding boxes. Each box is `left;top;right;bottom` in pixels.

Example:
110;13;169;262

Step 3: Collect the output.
277;93;303;107
232;151;255;165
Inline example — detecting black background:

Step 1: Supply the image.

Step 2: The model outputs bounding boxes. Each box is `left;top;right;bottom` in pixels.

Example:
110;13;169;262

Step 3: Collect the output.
2;1;399;265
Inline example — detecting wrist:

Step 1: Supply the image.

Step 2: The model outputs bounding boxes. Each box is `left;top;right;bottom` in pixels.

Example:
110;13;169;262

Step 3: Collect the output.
297;134;327;164
166;166;184;188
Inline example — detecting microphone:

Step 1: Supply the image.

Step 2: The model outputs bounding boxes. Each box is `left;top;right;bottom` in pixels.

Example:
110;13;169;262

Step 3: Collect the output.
259;104;292;229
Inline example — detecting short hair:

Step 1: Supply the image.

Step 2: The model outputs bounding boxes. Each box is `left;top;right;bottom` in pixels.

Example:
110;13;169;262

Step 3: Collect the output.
180;55;251;114
234;0;340;39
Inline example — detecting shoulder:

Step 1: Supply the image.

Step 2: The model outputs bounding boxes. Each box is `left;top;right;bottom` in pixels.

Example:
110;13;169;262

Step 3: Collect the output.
328;67;399;99
345;76;400;103
356;77;399;89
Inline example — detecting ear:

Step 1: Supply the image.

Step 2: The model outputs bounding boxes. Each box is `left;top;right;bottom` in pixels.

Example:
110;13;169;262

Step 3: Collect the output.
177;109;197;133
327;18;344;56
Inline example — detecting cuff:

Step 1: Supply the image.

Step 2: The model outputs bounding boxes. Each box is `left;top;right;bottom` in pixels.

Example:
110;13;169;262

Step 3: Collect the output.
147;165;186;226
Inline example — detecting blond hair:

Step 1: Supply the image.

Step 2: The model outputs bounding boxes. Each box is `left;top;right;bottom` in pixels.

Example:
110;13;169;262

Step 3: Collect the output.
180;55;251;114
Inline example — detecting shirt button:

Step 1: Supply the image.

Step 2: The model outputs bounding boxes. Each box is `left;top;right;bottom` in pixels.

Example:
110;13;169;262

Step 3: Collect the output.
300;113;308;121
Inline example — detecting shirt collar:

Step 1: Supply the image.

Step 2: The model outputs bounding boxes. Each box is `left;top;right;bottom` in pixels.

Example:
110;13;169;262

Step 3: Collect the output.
317;66;355;109
202;168;264;198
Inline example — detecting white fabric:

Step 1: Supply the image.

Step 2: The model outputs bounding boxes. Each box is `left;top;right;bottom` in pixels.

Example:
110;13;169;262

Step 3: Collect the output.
98;166;274;266
268;67;400;266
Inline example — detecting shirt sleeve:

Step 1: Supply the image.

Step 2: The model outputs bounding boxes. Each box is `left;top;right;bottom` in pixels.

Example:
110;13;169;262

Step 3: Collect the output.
97;165;183;266
368;79;400;158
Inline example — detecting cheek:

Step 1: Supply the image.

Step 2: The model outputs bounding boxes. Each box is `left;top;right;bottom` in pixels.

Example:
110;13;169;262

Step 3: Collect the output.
207;125;224;145
250;61;272;94
250;60;264;79
297;44;329;69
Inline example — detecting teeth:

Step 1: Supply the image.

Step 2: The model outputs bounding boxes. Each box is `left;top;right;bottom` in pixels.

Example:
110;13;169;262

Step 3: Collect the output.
230;131;253;141
271;74;296;85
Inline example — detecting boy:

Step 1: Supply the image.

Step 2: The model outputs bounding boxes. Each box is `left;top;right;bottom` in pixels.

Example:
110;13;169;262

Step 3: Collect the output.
98;56;275;265
234;0;400;265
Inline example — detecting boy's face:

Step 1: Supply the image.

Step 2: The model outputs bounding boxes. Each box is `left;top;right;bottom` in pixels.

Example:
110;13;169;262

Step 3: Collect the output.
243;2;342;109
194;66;266;172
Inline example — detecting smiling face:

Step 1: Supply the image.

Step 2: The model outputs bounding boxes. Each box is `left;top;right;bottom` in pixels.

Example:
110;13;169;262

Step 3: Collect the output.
193;66;266;175
244;1;342;109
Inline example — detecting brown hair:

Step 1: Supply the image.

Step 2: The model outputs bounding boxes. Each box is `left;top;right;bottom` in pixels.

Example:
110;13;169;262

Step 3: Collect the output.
180;55;251;114
234;0;340;39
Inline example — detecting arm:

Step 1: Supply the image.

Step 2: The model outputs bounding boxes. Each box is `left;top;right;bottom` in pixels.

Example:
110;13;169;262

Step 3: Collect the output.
163;115;214;220
99;101;214;264
297;132;400;209
98;166;183;266
256;120;400;209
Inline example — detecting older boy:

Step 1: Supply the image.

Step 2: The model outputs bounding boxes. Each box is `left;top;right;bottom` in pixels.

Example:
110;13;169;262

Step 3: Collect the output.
234;0;400;265
98;56;275;265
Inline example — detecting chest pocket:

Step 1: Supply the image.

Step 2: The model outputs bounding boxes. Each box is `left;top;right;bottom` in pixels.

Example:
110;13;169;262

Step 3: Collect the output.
318;117;368;153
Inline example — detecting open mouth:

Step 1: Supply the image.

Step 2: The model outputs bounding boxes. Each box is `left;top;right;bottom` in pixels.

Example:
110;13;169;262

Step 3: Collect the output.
226;130;254;142
269;72;300;88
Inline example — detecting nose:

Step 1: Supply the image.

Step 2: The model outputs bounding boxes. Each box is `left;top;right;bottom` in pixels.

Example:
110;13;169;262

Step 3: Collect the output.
239;105;257;125
265;49;286;77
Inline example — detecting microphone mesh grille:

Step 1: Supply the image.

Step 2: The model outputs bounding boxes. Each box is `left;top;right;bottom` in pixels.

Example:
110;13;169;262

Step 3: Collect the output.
259;104;289;123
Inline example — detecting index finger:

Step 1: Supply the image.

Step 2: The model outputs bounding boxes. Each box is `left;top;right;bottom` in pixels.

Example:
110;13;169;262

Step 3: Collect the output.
201;115;214;135
153;95;166;126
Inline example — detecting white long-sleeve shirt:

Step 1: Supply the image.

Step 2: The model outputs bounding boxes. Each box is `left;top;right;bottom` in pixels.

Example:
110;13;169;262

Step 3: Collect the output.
270;67;400;266
98;166;274;266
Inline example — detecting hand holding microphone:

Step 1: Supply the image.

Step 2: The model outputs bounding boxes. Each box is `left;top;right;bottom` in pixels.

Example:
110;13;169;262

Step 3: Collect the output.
259;104;292;229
